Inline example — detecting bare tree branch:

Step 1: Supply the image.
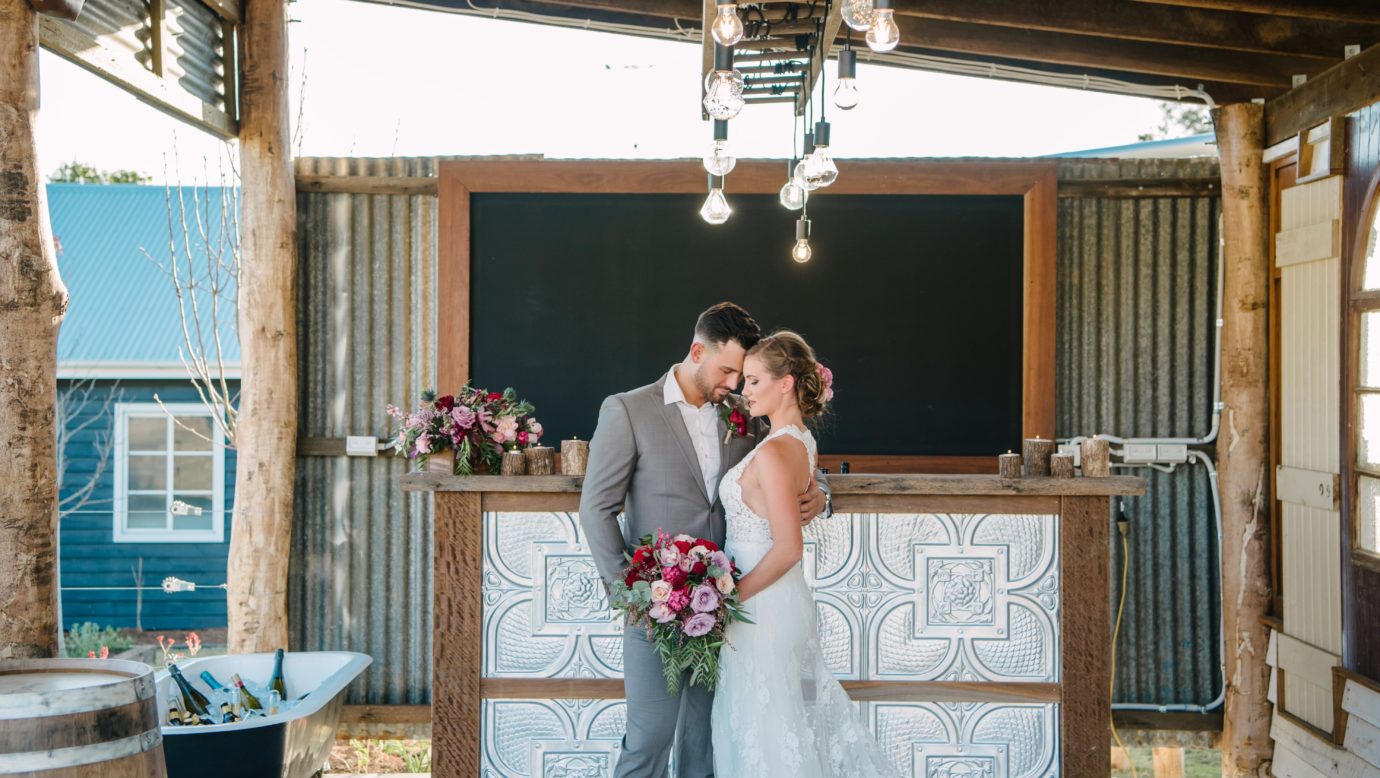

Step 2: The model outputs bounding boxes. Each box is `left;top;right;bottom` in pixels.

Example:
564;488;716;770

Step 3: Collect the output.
56;378;122;518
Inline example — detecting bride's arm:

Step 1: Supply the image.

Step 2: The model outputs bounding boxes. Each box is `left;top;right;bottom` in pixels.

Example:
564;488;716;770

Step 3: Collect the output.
735;441;808;602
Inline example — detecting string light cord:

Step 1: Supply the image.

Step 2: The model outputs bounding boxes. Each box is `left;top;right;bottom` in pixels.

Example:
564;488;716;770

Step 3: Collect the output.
1109;502;1139;778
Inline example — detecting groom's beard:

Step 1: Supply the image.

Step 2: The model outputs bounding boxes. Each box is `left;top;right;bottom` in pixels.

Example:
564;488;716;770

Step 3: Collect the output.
694;369;730;404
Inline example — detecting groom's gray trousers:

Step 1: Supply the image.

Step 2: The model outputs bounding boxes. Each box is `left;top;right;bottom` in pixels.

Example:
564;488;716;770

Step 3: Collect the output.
618;629;715;778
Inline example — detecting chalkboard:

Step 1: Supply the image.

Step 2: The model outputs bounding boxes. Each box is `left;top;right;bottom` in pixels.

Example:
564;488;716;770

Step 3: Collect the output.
469;192;1024;456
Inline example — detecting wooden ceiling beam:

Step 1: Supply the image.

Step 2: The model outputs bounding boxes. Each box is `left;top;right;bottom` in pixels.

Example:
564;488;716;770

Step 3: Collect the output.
1130;0;1380;25
897;0;1376;59
883;15;1331;88
1265;41;1380;146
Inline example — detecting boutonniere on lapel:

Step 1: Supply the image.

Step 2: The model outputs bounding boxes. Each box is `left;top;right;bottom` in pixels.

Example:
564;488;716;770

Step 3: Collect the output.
718;399;750;444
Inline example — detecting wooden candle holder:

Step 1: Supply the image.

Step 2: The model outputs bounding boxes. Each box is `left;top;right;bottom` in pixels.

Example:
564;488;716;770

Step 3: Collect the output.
500;450;527;476
1023;438;1055;477
1051;453;1075;478
1081;437;1111;477
998;451;1023;479
524;446;556;476
561;439;589;476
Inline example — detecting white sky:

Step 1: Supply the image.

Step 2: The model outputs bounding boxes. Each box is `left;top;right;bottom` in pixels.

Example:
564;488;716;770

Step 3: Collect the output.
35;0;1183;184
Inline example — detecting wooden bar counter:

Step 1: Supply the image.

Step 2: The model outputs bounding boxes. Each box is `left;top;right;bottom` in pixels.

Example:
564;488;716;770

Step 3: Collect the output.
402;473;1145;777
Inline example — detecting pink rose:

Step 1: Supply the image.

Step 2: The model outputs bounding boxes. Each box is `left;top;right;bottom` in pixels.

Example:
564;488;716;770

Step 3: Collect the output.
673;534;695;543
649;603;676;623
708;551;731;571
496;416;519;443
528;421;543;437
650;580;671;603
689;545;710;560
683;612;716;637
666;588;690;611
690;584;720;613
678;554;695;573
662;566;687;588
451;406;476;429
415;433;433;455
715;575;735;595
657;546;681;567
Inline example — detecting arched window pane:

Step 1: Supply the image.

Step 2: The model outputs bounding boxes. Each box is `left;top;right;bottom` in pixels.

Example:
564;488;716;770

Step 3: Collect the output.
1364;208;1380;290
1359;475;1380;554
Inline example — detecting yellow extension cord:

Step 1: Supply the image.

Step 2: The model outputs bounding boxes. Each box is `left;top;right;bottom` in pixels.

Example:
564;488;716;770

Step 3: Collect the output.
1109;519;1138;778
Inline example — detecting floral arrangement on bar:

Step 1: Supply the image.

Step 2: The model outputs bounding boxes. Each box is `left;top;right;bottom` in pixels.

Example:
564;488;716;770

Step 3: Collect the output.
610;531;750;693
387;384;544;475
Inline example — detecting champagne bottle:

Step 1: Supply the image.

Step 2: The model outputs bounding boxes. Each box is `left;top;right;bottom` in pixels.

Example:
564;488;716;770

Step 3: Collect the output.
219;701;240;724
266;648;288;699
231;673;263;712
199;670;224;691
166;707;184;727
168;664;212;717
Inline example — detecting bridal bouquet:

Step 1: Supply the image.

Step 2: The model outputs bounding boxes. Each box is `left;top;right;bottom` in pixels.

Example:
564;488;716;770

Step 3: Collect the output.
387;385;543;475
609;531;750;693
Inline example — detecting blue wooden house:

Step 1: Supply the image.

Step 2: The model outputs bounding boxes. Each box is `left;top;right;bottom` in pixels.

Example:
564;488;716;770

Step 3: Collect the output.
52;183;239;631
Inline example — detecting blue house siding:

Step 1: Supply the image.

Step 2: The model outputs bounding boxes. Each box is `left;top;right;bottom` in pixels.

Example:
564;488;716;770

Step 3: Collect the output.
59;379;237;631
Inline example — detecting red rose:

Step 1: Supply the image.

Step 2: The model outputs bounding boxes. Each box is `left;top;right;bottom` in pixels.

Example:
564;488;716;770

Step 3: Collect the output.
673;540;691;554
487;392;502;401
729;408;747;426
624;570;639;587
695;538;717;552
436;395;456;411
631;548;649;565
691;561;707;576
663;566;687;588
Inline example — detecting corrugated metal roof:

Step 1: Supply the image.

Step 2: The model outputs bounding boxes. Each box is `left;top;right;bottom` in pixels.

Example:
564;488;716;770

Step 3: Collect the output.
48;184;241;367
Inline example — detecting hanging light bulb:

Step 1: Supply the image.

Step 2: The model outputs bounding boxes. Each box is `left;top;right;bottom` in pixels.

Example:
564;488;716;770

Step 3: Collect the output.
865;0;900;52
834;48;860;110
702;44;746;121
801;121;839;189
791;217;812;263
779;158;807;210
841;0;874;31
701;175;731;225
703;120;736;176
711;3;744;47
793;130;818;191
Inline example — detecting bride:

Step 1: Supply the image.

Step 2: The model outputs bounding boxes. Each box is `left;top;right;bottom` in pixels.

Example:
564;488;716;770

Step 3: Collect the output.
711;331;898;777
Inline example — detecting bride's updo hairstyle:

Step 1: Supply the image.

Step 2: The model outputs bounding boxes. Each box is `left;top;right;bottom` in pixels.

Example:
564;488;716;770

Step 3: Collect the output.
747;330;831;420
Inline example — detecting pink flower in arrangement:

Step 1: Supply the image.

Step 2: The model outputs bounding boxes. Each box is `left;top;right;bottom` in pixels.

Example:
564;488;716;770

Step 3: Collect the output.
709;551;731;571
662;566;687;589
451;406;476;430
517;431;529;447
683;612;717;637
415;433;433;456
678;554;695;573
716;575;735;595
185;632;202;656
650;580;672;603
690;584;720;613
528;421;543;438
666;588;691;612
673;534;695;543
657;546;681;567
496;416;519;443
649;603;676;623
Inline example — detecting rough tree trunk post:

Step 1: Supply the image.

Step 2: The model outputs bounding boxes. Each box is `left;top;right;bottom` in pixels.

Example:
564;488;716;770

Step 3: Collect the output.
229;0;297;653
0;0;67;660
1212;101;1274;776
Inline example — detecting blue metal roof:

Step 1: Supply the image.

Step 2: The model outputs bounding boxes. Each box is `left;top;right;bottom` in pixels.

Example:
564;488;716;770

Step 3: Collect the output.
48;184;241;368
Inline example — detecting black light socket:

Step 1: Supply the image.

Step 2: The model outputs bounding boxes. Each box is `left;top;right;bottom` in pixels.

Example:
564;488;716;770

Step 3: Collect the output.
795;217;811;240
802;131;815;156
814;120;831;147
708;174;725;190
837;48;857;80
713;43;733;72
713;120;729;141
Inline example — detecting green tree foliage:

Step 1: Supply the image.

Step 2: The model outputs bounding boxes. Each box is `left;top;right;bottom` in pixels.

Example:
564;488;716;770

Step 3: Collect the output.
1138;101;1213;142
50;162;151;185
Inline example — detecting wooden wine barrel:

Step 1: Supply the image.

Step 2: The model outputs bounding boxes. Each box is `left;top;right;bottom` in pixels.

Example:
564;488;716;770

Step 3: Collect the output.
0;659;166;777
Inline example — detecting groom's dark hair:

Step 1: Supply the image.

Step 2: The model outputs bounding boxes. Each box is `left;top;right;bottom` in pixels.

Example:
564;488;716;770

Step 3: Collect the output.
694;302;761;350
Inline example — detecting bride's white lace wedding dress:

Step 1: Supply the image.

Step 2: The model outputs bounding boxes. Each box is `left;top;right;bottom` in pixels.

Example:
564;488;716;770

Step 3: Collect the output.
711;425;899;778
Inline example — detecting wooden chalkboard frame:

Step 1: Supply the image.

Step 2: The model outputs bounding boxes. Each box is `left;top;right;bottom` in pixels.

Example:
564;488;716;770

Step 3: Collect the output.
437;159;1056;473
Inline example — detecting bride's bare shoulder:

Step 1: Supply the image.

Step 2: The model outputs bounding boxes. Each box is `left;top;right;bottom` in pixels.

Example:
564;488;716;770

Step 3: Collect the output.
750;434;810;486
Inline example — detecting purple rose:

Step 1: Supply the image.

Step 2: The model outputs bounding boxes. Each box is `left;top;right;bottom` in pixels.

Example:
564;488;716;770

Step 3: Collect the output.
451;406;476;430
708;551;731;571
690;584;720;613
683;612;716;637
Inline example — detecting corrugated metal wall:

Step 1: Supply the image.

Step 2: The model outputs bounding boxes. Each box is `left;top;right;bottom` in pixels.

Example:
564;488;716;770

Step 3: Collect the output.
1057;158;1224;707
291;157;438;705
293;156;1225;708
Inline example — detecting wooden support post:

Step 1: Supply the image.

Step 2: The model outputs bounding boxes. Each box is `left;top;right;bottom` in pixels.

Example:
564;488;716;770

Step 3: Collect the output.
228;0;297;653
433;492;482;777
1212;101;1275;777
0;0;67;659
1059;495;1111;776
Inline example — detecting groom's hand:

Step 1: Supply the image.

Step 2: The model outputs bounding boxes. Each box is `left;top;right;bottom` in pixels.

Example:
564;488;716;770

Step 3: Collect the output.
798;478;826;526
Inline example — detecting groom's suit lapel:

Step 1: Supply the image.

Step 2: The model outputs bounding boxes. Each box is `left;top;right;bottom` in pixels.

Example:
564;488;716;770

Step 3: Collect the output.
656;379;712;505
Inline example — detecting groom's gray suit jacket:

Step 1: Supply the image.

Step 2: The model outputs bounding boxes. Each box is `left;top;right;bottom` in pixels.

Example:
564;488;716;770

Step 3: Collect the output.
579;375;759;586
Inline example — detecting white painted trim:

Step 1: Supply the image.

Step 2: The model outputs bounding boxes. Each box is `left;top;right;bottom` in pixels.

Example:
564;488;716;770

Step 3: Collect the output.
1344;679;1380;728
1271;713;1375;777
58;362;242;380
1263;121;1335;164
1277;465;1341;511
1343;716;1380;770
112;402;225;544
1277;632;1341;690
1272;744;1332;778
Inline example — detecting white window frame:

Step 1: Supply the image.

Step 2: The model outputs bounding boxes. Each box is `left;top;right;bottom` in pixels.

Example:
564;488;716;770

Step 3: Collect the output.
112;402;225;543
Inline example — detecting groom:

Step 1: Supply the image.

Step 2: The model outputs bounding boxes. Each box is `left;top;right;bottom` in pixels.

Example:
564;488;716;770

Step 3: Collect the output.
580;302;830;778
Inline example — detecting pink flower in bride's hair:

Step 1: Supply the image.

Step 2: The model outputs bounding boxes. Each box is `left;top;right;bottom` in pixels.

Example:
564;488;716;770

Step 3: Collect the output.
690;584;720;613
817;363;835;402
716;574;735;595
667;587;691;612
649;603;676;623
650;580;672;603
657;546;681;567
683;612;716;637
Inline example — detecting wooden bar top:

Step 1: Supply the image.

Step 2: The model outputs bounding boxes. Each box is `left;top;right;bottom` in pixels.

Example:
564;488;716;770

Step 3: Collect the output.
402;473;1145;496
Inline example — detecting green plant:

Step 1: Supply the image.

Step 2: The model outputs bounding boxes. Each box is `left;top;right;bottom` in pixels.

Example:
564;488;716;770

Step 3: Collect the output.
380;740;431;773
64;622;132;658
348;739;371;770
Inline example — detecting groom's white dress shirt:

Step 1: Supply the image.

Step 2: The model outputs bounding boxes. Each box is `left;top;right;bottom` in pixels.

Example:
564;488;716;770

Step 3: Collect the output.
663;365;722;502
